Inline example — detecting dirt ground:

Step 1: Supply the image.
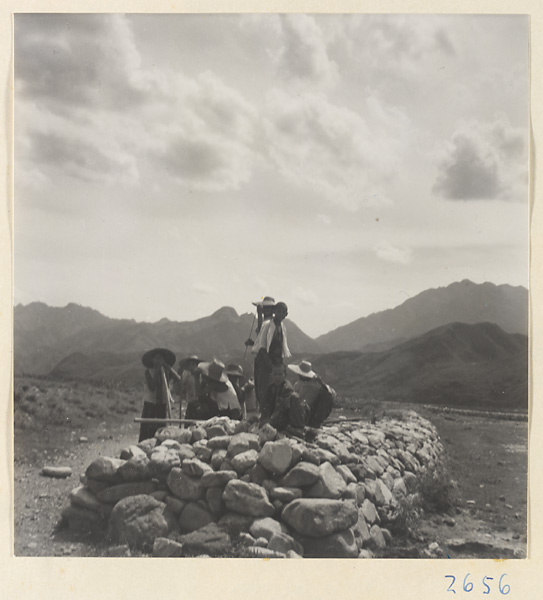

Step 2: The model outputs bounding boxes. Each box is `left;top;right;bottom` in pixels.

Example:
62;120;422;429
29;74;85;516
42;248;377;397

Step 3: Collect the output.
12;377;528;558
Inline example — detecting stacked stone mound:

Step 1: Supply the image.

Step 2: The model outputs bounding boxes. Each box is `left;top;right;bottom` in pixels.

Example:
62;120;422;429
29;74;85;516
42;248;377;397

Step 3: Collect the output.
60;412;443;558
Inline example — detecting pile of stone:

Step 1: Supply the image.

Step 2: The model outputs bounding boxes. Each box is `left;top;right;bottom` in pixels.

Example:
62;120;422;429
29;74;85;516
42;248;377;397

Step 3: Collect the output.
60;411;443;558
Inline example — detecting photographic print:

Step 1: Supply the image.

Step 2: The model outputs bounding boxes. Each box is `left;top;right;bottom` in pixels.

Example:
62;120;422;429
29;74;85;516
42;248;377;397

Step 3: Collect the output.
13;13;529;560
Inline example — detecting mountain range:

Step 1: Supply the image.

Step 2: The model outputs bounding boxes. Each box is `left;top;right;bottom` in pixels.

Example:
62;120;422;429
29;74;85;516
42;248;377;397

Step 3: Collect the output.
316;279;528;351
13;280;529;410
14;303;320;376
310;321;528;410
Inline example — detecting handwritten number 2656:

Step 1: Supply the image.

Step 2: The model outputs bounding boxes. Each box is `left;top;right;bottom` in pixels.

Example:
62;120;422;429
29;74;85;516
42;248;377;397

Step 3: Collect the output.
445;574;510;594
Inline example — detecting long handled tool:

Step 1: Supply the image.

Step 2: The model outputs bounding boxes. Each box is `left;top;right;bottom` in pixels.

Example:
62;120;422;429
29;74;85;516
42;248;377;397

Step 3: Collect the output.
159;366;173;420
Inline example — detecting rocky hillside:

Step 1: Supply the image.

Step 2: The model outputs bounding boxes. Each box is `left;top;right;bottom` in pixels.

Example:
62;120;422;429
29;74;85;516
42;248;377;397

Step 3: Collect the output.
14;303;321;377
316;280;528;352
311;322;528;411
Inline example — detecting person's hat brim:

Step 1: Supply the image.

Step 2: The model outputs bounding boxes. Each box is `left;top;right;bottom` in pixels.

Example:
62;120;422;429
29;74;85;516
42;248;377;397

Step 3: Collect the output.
252;296;275;307
287;363;317;379
225;364;244;378
199;361;228;383
179;355;203;369
142;348;176;369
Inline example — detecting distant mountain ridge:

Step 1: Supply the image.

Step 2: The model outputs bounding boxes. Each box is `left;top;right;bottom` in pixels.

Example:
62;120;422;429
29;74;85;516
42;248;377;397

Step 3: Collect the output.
317;280;528;352
14;302;321;376
311;321;528;411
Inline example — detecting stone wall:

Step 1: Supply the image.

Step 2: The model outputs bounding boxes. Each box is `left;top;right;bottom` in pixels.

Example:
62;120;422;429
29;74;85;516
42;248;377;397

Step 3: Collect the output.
61;411;444;558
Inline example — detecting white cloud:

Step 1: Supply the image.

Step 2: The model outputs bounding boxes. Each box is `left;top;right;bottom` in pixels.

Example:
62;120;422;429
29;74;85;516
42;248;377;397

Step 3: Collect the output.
277;15;339;88
16;16;261;193
193;282;217;295
433;115;528;202
317;214;331;225
294;286;319;305
373;241;413;264
262;90;411;210
252;277;270;292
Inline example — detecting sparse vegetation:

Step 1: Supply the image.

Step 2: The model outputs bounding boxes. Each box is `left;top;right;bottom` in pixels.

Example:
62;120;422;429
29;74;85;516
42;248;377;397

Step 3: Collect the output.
387;493;422;536
417;462;458;513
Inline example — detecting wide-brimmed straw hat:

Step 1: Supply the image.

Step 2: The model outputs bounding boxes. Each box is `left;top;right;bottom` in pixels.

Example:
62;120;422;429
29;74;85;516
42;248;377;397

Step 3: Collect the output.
225;363;244;378
179;354;203;369
142;347;176;369
198;358;228;383
252;296;275;307
287;360;317;379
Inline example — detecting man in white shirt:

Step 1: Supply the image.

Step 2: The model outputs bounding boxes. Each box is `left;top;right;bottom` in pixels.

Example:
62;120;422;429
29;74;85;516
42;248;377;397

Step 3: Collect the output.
250;302;291;407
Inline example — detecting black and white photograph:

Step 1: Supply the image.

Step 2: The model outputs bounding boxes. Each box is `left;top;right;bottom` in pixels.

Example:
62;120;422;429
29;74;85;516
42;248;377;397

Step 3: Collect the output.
12;13;529;561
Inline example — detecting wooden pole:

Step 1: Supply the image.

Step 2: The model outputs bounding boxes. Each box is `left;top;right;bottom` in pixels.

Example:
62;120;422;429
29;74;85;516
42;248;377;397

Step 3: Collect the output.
135;418;207;424
159;366;173;420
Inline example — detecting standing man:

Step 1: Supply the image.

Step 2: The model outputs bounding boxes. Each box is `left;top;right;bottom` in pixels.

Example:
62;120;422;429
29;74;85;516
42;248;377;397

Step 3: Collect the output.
139;348;177;442
245;296;275;347
177;355;203;419
250;301;291;407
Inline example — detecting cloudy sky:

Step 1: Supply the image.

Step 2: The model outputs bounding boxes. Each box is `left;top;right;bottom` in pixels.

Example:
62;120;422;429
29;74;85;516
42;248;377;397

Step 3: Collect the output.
14;14;529;337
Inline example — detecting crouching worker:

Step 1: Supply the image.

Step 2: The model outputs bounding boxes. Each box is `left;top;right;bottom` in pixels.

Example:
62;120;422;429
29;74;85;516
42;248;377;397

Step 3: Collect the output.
139;347;177;442
195;359;242;420
287;360;335;429
260;364;307;436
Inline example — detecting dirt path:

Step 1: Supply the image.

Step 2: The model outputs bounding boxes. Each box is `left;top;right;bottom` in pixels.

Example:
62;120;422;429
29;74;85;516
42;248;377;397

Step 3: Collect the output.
14;418;141;557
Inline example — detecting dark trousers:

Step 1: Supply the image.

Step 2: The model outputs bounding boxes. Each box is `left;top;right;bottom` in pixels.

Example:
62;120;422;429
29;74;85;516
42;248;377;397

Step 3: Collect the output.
138;401;167;442
254;349;273;409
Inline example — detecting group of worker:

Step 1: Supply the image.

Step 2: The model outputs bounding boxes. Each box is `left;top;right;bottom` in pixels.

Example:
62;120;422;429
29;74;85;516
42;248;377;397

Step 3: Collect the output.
138;296;335;442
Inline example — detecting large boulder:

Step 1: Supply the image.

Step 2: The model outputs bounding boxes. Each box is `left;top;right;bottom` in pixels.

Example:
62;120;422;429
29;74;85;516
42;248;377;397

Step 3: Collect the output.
300;528;358;558
69;486;110;516
206;487;225;516
227;433;260;457
207;436;232;450
155;427;193;445
352;511;371;549
149;446;182;474
118;455;154;482
360;499;379;525
179;502;215;533
216;513;253;537
85;457;125;483
222;480;275;517
182;458;213;478
281;499;358;538
231;450;259;475
201;470;238;488
268;532;304;556
97;481;157;504
107;495;170;550
281;462;320;487
258;441;293;475
249;517;286;541
269;487;302;503
167;467;204;501
177;523;231;556
306;462;347;499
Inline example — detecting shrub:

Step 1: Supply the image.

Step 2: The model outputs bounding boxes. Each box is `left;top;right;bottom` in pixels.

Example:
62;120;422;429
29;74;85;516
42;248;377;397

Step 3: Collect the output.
386;493;422;535
417;462;458;513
